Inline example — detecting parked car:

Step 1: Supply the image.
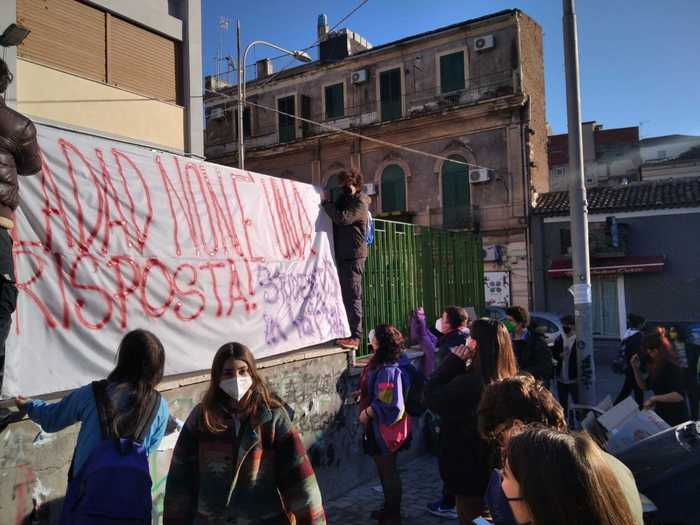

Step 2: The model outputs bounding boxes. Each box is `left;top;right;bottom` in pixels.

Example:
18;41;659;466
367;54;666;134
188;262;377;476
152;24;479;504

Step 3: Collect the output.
530;311;564;348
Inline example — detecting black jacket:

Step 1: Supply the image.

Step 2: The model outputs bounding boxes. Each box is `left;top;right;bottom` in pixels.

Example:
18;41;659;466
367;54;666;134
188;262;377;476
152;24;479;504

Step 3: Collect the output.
424;354;491;497
0;97;42;225
512;328;553;382
436;328;469;368
322;191;369;261
552;334;578;381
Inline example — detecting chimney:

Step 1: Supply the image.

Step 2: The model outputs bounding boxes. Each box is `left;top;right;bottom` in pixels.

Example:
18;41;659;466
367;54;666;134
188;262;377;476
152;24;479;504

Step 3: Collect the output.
256;58;273;79
317;14;329;40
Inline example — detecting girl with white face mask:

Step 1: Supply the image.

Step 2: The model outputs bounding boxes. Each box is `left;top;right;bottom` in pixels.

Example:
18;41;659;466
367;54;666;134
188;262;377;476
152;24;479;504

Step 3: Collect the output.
164;342;326;525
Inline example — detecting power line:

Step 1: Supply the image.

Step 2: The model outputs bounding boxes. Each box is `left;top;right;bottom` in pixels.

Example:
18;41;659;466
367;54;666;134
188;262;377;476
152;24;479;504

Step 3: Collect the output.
204;87;495;171
254;0;370;90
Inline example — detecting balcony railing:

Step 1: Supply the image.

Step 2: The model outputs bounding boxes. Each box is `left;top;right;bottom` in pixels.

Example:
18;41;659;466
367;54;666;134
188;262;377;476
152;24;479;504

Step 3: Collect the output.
204;69;517;152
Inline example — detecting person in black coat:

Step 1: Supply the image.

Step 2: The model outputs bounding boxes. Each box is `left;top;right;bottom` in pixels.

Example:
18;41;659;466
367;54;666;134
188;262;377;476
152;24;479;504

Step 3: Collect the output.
615;314;646;406
552;315;578;415
321;169;370;350
505;306;553;384
424;319;518;524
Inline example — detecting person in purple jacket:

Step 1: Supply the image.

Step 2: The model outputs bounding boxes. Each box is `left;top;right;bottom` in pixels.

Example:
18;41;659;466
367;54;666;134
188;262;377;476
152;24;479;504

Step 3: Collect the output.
359;324;413;525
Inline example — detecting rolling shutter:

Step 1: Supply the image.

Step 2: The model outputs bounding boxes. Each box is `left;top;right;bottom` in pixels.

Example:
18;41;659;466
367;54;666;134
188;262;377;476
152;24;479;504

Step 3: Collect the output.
17;0;106;82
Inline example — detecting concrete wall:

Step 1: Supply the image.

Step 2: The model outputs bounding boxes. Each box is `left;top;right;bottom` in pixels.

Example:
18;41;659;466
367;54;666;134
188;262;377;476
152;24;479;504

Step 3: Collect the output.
532;210;700;325
0;347;427;524
17;60;185;152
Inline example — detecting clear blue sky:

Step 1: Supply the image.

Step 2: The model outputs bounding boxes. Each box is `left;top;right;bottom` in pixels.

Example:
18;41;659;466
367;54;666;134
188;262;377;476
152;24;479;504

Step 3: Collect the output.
202;0;700;138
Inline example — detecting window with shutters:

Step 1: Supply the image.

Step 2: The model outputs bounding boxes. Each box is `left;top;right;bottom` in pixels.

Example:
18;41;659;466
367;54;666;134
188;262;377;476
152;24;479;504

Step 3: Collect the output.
439;50;466;94
379;68;402;122
16;0;181;105
233;108;252;139
381;165;406;213
277;95;296;143
300;95;312;138
324;83;344;120
441;155;470;228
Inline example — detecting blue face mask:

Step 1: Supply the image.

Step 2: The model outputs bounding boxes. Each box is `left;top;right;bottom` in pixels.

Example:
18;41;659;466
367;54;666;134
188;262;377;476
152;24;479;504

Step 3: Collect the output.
485;469;519;525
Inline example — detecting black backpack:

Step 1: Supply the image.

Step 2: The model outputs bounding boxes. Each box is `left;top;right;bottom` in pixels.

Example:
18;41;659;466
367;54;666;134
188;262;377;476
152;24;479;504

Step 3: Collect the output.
401;363;427;417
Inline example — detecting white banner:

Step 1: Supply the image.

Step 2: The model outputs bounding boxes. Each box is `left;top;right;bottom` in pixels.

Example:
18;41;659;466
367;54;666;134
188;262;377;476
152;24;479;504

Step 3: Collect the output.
1;125;349;397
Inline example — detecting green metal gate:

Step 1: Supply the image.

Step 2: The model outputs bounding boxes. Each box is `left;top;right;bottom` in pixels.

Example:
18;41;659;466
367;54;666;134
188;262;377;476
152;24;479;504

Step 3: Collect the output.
359;219;484;356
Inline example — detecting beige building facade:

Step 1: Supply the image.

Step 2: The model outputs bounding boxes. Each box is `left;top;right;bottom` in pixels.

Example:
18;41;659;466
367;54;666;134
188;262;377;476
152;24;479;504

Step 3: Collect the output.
1;0;203;156
205;10;549;308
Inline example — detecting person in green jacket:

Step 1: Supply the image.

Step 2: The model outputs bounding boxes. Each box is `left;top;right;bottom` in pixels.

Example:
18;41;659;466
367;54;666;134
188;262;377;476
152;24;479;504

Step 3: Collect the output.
163;342;326;525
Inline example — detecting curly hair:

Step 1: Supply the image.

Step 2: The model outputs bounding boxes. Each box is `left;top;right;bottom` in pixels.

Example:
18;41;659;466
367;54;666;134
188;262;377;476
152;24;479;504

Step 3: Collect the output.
338;168;363;190
478;373;567;441
505;305;530;326
370;324;404;366
0;58;13;94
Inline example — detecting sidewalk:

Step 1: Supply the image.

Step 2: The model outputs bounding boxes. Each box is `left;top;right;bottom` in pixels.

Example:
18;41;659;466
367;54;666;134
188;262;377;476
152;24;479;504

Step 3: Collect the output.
324;454;449;525
325;340;627;524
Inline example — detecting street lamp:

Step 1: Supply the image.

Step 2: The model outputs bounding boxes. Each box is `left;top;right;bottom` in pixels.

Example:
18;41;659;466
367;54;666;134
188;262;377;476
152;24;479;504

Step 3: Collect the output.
236;21;312;169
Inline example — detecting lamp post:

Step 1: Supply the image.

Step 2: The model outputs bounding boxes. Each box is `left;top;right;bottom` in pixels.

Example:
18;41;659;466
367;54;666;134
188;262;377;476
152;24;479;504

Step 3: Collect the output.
236;22;312;170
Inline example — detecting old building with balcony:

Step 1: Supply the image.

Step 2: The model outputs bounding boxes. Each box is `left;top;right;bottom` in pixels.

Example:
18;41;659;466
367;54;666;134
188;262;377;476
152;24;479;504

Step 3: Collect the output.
532;178;700;338
204;9;548;308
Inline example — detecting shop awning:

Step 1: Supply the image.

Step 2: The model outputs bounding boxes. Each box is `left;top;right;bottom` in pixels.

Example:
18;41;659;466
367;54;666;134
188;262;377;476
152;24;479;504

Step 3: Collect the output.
548;256;665;278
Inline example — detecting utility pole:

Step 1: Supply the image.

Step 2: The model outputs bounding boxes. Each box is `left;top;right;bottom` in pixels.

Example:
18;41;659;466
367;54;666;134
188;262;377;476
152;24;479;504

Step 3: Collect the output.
237;20;244;170
563;0;596;404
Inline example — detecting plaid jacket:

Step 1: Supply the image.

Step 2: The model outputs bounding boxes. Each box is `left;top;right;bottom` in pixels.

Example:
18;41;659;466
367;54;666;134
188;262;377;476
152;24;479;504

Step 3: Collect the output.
163;403;326;525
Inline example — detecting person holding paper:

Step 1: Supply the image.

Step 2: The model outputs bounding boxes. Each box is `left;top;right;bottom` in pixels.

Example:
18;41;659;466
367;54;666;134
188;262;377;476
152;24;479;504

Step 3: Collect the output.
478;374;644;525
630;329;689;426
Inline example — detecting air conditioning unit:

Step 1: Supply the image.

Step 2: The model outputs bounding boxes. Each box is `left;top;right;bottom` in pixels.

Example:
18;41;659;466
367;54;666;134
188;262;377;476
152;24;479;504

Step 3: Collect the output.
363;182;377;195
470;168;491;184
351;69;369;84
474;34;495;51
210;107;225;120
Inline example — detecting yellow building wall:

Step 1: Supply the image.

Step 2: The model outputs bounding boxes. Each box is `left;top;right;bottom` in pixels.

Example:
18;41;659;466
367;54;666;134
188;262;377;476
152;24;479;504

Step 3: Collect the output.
16;59;184;151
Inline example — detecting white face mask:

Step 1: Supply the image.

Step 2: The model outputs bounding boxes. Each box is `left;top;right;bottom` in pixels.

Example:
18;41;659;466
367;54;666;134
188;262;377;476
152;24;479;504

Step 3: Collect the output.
220;376;253;402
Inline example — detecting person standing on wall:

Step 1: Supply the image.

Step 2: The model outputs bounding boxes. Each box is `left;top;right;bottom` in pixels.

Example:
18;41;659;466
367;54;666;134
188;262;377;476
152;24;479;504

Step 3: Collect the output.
321;169;370;350
0;58;42;382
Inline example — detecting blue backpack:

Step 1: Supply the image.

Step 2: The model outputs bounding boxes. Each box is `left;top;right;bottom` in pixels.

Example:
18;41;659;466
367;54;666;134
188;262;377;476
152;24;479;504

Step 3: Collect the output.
61;380;160;525
366;211;375;246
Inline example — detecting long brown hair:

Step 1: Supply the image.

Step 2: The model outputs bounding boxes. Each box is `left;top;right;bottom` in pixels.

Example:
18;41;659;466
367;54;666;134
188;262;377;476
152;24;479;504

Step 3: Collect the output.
201;342;281;433
644;327;679;378
506;426;636;525
107;329;165;437
470;319;518;383
369;324;404;367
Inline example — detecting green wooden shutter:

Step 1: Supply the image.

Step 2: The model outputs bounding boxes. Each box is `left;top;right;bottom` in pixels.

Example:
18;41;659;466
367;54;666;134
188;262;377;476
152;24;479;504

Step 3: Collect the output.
442;155;470;228
440;51;465;94
278;95;296;143
380;68;402;121
325;83;344;119
381;165;406;213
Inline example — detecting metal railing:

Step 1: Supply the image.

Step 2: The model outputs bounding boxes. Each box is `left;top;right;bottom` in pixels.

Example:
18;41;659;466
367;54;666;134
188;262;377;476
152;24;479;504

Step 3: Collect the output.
204;69;517;150
359;219;485;357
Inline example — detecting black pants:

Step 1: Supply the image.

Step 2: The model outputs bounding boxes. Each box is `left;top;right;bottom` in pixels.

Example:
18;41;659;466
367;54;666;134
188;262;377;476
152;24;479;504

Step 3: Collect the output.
0;228;17;383
337;258;366;339
557;381;579;417
373;452;402;515
684;367;700;420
